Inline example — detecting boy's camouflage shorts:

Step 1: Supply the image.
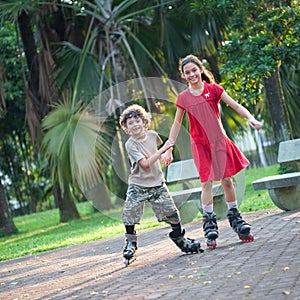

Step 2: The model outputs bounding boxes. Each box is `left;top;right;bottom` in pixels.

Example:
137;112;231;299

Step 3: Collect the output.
122;184;180;225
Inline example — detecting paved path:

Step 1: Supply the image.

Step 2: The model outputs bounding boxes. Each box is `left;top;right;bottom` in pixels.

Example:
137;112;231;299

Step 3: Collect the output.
0;208;300;300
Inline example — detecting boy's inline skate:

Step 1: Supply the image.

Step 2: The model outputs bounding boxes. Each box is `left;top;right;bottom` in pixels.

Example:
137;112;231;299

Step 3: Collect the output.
123;233;137;266
169;229;204;253
202;212;219;249
227;208;254;242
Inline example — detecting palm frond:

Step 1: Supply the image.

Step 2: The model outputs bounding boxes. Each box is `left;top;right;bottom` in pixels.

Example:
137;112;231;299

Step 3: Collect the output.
54;42;101;99
0;0;38;21
42;98;111;193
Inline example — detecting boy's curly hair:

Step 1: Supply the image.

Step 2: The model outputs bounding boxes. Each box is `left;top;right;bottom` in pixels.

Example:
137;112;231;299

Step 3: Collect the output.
119;104;151;133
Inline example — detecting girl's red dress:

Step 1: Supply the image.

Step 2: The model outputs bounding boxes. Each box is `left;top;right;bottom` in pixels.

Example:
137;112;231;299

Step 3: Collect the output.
176;82;249;182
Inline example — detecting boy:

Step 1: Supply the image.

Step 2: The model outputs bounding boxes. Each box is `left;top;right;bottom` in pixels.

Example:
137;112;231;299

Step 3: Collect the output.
119;104;203;266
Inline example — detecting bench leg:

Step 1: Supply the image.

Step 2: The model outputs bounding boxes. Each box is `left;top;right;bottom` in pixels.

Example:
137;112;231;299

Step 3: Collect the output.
268;185;300;211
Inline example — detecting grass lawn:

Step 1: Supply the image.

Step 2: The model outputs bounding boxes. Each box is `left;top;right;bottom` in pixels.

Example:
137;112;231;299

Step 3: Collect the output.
0;165;279;261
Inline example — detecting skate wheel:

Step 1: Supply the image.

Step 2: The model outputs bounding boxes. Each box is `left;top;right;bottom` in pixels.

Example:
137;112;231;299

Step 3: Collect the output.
207;240;216;249
198;246;205;253
241;234;254;243
123;255;136;267
123;258;130;267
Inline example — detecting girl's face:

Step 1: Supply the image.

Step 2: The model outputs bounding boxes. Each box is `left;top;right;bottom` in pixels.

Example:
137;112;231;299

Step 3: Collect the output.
182;62;202;86
126;116;146;138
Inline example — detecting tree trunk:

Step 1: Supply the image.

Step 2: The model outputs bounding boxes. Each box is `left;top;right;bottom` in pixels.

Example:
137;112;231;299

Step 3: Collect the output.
53;182;80;222
18;10;40;144
205;55;221;83
263;69;293;147
0;180;17;236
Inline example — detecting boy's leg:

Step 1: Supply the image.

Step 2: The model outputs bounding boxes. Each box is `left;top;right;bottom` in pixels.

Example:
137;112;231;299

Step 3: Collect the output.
221;178;254;242
122;185;145;266
150;185;204;253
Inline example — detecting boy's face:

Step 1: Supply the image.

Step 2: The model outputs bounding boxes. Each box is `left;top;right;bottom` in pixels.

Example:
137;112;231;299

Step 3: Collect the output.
126;116;145;137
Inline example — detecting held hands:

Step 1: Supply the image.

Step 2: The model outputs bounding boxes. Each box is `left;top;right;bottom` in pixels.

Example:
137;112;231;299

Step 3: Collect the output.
160;139;174;166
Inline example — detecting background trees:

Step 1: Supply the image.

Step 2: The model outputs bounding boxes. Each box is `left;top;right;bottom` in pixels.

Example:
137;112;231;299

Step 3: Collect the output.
0;0;299;231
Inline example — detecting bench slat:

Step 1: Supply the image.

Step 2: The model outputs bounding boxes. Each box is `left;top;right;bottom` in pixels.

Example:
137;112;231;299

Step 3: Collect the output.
278;138;300;164
166;159;199;182
252;172;300;190
171;184;224;205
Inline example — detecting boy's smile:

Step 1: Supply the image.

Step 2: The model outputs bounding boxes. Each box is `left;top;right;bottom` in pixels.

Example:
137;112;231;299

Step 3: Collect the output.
126;117;146;139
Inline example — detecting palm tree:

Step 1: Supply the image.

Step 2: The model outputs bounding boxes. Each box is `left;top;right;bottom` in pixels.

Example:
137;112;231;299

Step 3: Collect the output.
0;0;177;220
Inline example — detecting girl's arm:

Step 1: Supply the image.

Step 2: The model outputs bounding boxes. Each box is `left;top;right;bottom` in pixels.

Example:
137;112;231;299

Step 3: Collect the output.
161;107;185;165
168;107;185;142
221;91;262;130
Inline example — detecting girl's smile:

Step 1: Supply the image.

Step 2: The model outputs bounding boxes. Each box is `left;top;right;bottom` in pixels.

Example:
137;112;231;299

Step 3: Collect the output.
183;62;202;87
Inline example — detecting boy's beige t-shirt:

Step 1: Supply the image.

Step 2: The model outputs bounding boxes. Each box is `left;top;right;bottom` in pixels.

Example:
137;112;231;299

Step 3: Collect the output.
125;130;165;187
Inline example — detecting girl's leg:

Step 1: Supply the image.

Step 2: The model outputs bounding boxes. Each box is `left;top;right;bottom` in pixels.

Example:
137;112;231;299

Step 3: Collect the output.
201;181;218;249
221;177;254;242
221;177;237;207
201;181;213;212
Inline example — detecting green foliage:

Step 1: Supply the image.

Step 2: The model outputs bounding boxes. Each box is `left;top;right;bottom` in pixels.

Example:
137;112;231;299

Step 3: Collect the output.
0;21;50;211
221;2;300;100
54;42;101;99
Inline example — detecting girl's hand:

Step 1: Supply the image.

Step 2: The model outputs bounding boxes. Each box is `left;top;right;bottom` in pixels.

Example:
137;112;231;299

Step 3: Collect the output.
249;118;263;130
163;138;174;151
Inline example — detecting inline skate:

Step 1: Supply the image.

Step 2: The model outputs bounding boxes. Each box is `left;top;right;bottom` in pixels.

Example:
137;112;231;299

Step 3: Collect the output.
169;229;204;253
227;208;254;242
123;233;137;266
202;211;219;249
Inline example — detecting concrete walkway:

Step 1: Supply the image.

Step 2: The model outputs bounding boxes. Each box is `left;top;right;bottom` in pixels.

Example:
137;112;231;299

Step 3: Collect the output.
0;208;299;300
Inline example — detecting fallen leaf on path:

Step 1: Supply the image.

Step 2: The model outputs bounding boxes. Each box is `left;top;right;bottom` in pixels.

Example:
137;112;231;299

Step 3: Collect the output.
282;290;290;295
90;291;99;295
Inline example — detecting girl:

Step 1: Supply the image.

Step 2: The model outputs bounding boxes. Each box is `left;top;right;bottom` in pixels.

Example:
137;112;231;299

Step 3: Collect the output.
162;55;262;249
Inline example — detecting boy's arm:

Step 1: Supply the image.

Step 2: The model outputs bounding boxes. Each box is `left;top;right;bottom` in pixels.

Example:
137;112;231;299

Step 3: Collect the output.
139;139;174;169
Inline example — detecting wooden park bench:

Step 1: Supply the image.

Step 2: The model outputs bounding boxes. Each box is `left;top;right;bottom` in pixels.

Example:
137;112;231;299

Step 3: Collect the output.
252;138;300;211
165;159;246;223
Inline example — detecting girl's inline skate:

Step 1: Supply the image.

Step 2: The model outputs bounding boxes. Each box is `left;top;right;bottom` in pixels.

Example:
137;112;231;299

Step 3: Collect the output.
227;208;254;242
169;229;204;253
202;211;219;249
123;233;137;266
